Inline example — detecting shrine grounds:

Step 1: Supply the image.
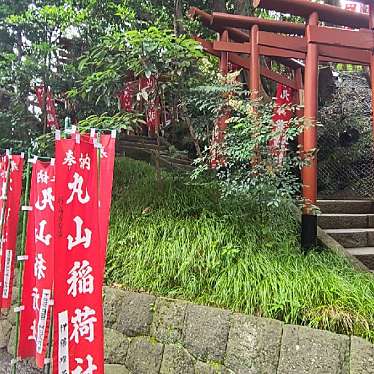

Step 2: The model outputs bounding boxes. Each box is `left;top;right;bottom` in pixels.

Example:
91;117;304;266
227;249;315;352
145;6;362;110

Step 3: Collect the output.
105;158;374;343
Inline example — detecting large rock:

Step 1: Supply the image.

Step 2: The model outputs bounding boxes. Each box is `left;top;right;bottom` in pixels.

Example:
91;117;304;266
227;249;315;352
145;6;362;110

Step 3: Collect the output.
225;313;283;373
183;304;230;363
104;364;131;374
104;328;130;365
151;298;187;344
125;336;164;374
350;336;374;374
117;291;155;337
0;319;12;349
103;286;126;329
160;344;195;374
277;325;350;374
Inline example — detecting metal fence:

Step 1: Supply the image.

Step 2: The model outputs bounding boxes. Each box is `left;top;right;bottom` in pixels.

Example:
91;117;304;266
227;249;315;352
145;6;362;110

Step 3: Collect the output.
318;71;374;199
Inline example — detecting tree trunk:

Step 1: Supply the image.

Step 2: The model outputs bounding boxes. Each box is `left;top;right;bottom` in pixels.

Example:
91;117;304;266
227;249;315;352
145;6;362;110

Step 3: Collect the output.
233;0;247;15
213;0;227;12
174;0;184;35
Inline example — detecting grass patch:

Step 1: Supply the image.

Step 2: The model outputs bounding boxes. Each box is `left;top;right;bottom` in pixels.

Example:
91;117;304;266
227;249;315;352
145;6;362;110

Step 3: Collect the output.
106;157;374;342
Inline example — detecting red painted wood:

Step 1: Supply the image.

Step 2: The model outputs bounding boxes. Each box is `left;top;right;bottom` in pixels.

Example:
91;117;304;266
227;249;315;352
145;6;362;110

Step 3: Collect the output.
212;12;305;35
303;12;319;208
250;25;260;99
319;45;370;65
213;40;251;54
260;45;306;60
308;25;374;50
220;31;229;75
253;0;369;29
189;7;248;43
260;66;298;89
258;32;306;52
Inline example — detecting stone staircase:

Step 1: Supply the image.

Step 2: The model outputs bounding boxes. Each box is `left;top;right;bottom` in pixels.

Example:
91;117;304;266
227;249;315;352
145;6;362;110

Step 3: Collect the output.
116;134;194;172
318;200;374;270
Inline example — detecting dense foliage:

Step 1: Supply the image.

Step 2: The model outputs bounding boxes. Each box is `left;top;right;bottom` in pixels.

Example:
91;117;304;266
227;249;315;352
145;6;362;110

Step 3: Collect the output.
107;158;374;342
190;73;306;206
0;0;254;152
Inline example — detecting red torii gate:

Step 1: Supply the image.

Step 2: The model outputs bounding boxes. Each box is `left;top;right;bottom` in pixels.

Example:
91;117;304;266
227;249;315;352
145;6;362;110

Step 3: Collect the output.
192;2;374;248
252;0;374;247
190;7;305;169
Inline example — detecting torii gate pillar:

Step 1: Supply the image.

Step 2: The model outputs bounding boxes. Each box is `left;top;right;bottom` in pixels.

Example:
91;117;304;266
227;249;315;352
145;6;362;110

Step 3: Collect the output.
302;11;319;249
250;25;260;100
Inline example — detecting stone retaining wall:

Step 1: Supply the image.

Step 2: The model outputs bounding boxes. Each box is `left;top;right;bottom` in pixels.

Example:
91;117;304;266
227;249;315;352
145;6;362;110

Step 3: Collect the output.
1;286;374;373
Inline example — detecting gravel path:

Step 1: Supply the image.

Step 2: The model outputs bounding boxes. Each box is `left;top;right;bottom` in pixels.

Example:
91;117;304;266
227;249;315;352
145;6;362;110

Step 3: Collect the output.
0;349;42;374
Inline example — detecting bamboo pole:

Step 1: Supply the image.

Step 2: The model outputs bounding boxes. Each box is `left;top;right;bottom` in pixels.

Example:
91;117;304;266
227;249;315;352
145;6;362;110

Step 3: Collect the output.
12;150;31;374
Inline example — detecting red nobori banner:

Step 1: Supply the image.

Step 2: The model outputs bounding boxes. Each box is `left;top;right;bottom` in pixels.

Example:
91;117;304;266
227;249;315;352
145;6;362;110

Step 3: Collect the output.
53;136;104;374
35;85;60;129
270;84;294;163
0;154;24;309
98;133;116;261
0;154;10;302
18;160;55;368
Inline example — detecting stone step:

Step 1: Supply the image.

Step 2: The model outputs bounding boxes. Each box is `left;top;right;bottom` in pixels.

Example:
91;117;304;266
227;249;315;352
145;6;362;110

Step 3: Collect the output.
317;200;374;214
121;134;158;145
117;140;168;152
325;228;374;248
346;247;374;256
318;214;374;229
346;247;374;270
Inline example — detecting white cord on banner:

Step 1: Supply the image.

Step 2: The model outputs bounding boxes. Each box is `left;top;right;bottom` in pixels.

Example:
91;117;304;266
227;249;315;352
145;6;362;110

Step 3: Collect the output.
5;149;10;156
49;299;54;306
50;158;55;166
17;255;28;261
55;130;61;141
21;206;32;211
14;305;25;313
111;129;117;139
28;155;37;164
71;125;77;133
90;128;96;138
75;133;81;144
20;152;25;159
93;139;102;149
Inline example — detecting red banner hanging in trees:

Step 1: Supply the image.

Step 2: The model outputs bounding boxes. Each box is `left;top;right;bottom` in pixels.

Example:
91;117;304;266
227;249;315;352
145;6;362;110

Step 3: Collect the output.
146;99;161;136
270;84;294;163
98;133;116;262
0;154;24;309
18;159;55;367
35;86;60;129
139;75;157;92
53;136;104;374
118;82;136;112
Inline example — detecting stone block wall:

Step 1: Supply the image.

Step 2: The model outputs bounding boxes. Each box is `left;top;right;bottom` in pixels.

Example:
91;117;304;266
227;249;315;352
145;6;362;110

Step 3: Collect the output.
101;287;374;374
1;286;374;373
